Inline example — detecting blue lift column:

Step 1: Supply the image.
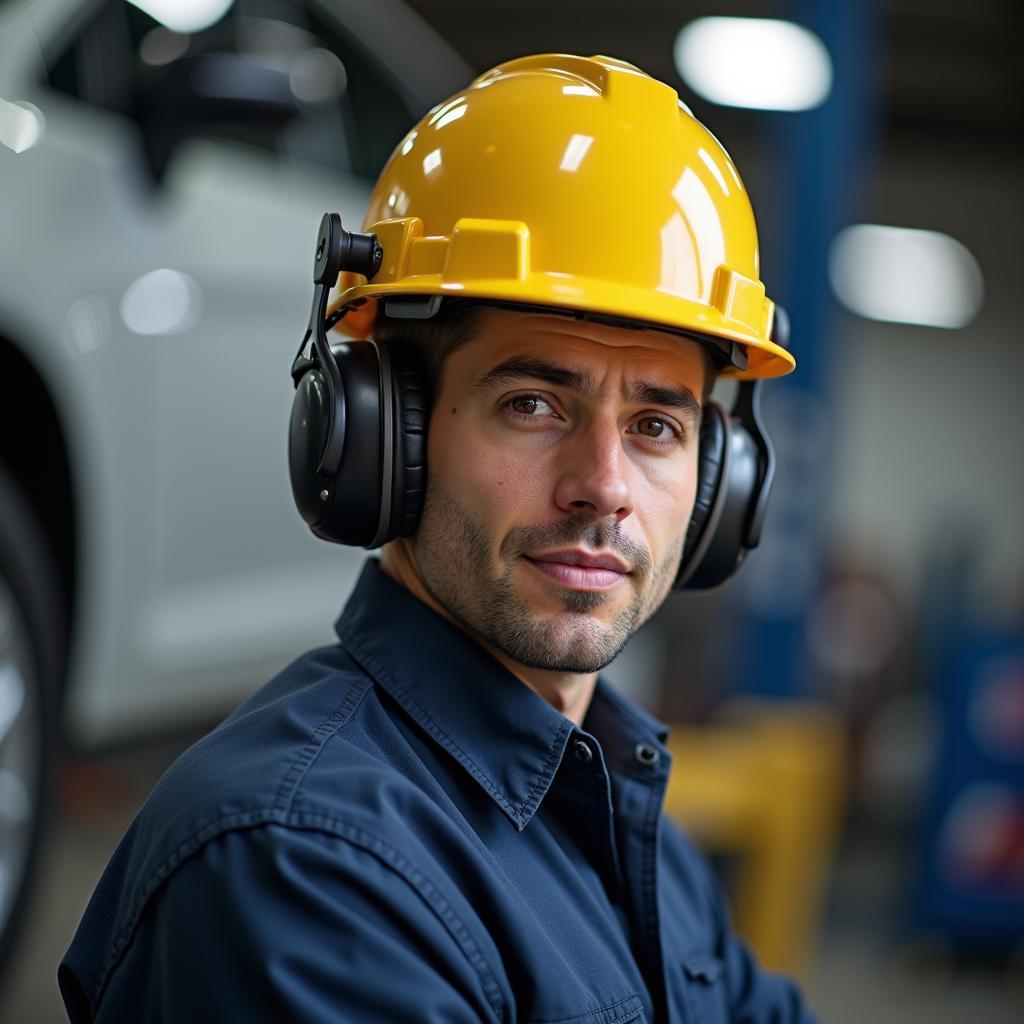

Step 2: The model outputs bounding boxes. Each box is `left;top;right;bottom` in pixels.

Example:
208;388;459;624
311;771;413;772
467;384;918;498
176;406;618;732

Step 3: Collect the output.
732;0;877;698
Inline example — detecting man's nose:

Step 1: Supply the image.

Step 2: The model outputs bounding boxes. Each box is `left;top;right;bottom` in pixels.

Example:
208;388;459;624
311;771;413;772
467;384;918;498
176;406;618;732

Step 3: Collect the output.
552;418;633;522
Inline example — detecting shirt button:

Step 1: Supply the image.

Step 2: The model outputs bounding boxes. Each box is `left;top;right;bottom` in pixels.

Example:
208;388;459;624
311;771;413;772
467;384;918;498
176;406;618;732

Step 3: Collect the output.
634;742;660;767
573;739;593;764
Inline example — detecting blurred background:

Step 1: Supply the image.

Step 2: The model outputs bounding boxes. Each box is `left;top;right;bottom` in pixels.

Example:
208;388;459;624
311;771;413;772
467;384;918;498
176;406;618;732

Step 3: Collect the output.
0;0;1021;1020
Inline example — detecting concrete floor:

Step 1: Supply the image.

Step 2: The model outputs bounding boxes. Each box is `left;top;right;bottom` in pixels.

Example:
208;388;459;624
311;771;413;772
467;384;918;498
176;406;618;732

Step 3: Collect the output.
2;731;1021;1023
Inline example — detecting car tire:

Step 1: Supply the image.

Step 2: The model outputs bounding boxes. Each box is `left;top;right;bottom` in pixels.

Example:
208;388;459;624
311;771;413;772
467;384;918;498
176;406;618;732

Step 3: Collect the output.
0;461;61;980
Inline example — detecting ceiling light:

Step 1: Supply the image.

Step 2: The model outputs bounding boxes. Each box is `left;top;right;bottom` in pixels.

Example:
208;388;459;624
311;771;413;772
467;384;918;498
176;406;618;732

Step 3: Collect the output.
120;270;203;336
127;0;235;35
828;224;984;329
673;16;832;111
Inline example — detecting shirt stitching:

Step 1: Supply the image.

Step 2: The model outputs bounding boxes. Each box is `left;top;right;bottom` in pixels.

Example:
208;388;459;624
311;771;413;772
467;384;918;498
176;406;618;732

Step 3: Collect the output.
271;675;372;815
92;811;508;1023
293;811;508;1022
527;991;642;1023
95;679;369;1008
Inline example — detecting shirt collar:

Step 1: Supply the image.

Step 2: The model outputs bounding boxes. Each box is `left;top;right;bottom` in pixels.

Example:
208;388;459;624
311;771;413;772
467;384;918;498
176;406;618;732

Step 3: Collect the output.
584;676;671;778
334;560;577;831
334;560;673;829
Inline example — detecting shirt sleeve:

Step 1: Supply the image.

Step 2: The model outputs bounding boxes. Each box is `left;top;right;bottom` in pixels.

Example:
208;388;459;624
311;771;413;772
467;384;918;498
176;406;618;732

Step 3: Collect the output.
87;823;506;1024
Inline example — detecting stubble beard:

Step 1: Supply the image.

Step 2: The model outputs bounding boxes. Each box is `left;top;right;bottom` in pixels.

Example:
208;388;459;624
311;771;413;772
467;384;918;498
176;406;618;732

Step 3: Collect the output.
413;485;684;674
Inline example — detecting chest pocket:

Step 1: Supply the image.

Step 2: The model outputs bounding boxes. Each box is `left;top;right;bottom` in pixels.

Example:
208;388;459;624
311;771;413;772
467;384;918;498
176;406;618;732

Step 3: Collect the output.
680;952;728;1024
525;993;644;1024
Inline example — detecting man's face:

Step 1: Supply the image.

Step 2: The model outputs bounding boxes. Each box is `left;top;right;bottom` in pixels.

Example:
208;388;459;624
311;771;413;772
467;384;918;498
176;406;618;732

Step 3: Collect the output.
412;308;707;674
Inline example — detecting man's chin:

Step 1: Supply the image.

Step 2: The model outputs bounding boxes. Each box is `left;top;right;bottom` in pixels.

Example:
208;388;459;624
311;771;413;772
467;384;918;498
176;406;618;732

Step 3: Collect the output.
502;608;629;671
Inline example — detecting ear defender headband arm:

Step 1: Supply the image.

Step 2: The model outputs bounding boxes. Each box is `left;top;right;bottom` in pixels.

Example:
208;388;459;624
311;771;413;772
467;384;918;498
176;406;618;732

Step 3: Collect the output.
290;213;383;477
732;378;774;550
739;305;787;550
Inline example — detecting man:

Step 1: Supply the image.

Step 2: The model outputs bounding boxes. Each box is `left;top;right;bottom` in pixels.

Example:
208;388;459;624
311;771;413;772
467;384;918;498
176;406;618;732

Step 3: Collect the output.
60;54;811;1022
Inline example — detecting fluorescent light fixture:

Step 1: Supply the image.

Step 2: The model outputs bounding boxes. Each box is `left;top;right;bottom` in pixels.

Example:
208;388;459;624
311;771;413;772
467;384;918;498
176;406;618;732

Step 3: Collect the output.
120;270;203;335
559;134;593;172
674;17;832;111
829;224;984;329
0;98;44;154
127;0;235;34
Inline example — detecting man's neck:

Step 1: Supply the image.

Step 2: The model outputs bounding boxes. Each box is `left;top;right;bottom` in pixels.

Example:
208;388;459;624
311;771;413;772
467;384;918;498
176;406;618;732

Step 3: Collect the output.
379;541;597;728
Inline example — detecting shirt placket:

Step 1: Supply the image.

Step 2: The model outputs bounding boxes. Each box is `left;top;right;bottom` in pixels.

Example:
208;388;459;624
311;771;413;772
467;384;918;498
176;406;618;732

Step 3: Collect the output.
610;756;674;1023
551;732;627;906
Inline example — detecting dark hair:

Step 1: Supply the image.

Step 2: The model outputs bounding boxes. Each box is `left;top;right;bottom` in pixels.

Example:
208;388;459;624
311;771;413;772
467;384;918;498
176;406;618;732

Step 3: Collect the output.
371;303;487;407
371;301;718;409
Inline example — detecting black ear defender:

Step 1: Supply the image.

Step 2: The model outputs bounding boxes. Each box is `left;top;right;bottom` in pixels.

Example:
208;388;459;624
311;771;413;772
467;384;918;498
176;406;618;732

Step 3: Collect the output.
288;212;428;547
674;306;789;590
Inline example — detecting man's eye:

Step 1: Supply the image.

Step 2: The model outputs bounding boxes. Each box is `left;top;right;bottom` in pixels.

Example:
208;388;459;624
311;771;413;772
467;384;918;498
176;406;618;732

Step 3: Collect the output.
638;416;669;437
506;394;552;416
630;416;683;443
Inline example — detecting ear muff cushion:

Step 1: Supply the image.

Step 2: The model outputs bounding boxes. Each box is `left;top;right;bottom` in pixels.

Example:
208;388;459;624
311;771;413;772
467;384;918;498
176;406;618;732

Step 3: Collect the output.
384;342;428;539
678;401;727;586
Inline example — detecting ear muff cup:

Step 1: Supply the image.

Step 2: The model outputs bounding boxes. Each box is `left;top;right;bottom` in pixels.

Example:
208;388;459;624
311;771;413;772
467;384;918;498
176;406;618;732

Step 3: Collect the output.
289;338;429;548
289;342;382;545
677;397;766;590
331;342;385;546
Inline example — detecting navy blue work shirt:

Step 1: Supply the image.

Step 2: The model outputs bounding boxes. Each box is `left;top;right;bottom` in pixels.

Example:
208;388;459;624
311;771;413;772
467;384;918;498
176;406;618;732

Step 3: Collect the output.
60;559;815;1023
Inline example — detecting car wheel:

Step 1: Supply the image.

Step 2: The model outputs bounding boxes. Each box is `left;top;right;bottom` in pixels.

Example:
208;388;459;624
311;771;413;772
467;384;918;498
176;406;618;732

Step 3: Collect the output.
0;461;61;979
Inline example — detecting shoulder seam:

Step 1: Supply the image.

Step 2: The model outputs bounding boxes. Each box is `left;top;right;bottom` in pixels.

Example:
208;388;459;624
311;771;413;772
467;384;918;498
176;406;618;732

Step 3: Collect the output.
93;811;508;1024
272;674;373;815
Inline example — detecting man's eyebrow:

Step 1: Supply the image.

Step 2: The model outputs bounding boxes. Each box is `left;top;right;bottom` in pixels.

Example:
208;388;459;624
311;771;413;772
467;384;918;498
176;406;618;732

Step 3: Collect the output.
627;382;702;424
473;356;701;423
472;357;592;393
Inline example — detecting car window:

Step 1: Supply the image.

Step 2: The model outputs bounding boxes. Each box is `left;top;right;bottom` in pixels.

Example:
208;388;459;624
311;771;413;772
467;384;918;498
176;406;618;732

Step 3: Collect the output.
42;0;414;181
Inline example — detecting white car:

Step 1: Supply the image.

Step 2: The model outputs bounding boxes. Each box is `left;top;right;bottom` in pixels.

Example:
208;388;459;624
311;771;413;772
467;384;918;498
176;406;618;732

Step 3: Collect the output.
0;0;470;972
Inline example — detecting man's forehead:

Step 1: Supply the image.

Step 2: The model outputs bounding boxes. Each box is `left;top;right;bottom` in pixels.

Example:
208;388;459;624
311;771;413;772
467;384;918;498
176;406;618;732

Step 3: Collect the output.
461;307;708;378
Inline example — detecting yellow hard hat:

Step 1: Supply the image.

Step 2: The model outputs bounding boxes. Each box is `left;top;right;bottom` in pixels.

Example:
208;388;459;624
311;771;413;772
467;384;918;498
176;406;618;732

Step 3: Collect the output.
329;53;795;379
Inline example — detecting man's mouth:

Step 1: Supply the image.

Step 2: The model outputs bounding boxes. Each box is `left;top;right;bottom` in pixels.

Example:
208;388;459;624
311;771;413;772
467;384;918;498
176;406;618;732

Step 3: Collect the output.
522;548;630;591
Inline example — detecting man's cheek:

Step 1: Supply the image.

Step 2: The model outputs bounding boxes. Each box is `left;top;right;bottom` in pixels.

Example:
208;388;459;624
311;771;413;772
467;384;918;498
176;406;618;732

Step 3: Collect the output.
463;449;547;505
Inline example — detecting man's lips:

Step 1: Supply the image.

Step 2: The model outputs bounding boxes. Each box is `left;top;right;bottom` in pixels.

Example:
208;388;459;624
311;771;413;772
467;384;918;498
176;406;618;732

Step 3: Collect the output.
523;549;630;591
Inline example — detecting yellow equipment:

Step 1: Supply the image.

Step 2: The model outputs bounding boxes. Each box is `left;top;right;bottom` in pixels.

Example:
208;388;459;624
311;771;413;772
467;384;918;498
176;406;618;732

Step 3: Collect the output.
329;53;795;379
663;701;846;978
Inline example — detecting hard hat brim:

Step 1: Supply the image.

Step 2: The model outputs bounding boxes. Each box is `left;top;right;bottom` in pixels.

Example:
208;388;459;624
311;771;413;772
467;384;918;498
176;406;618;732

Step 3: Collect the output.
329;273;795;380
